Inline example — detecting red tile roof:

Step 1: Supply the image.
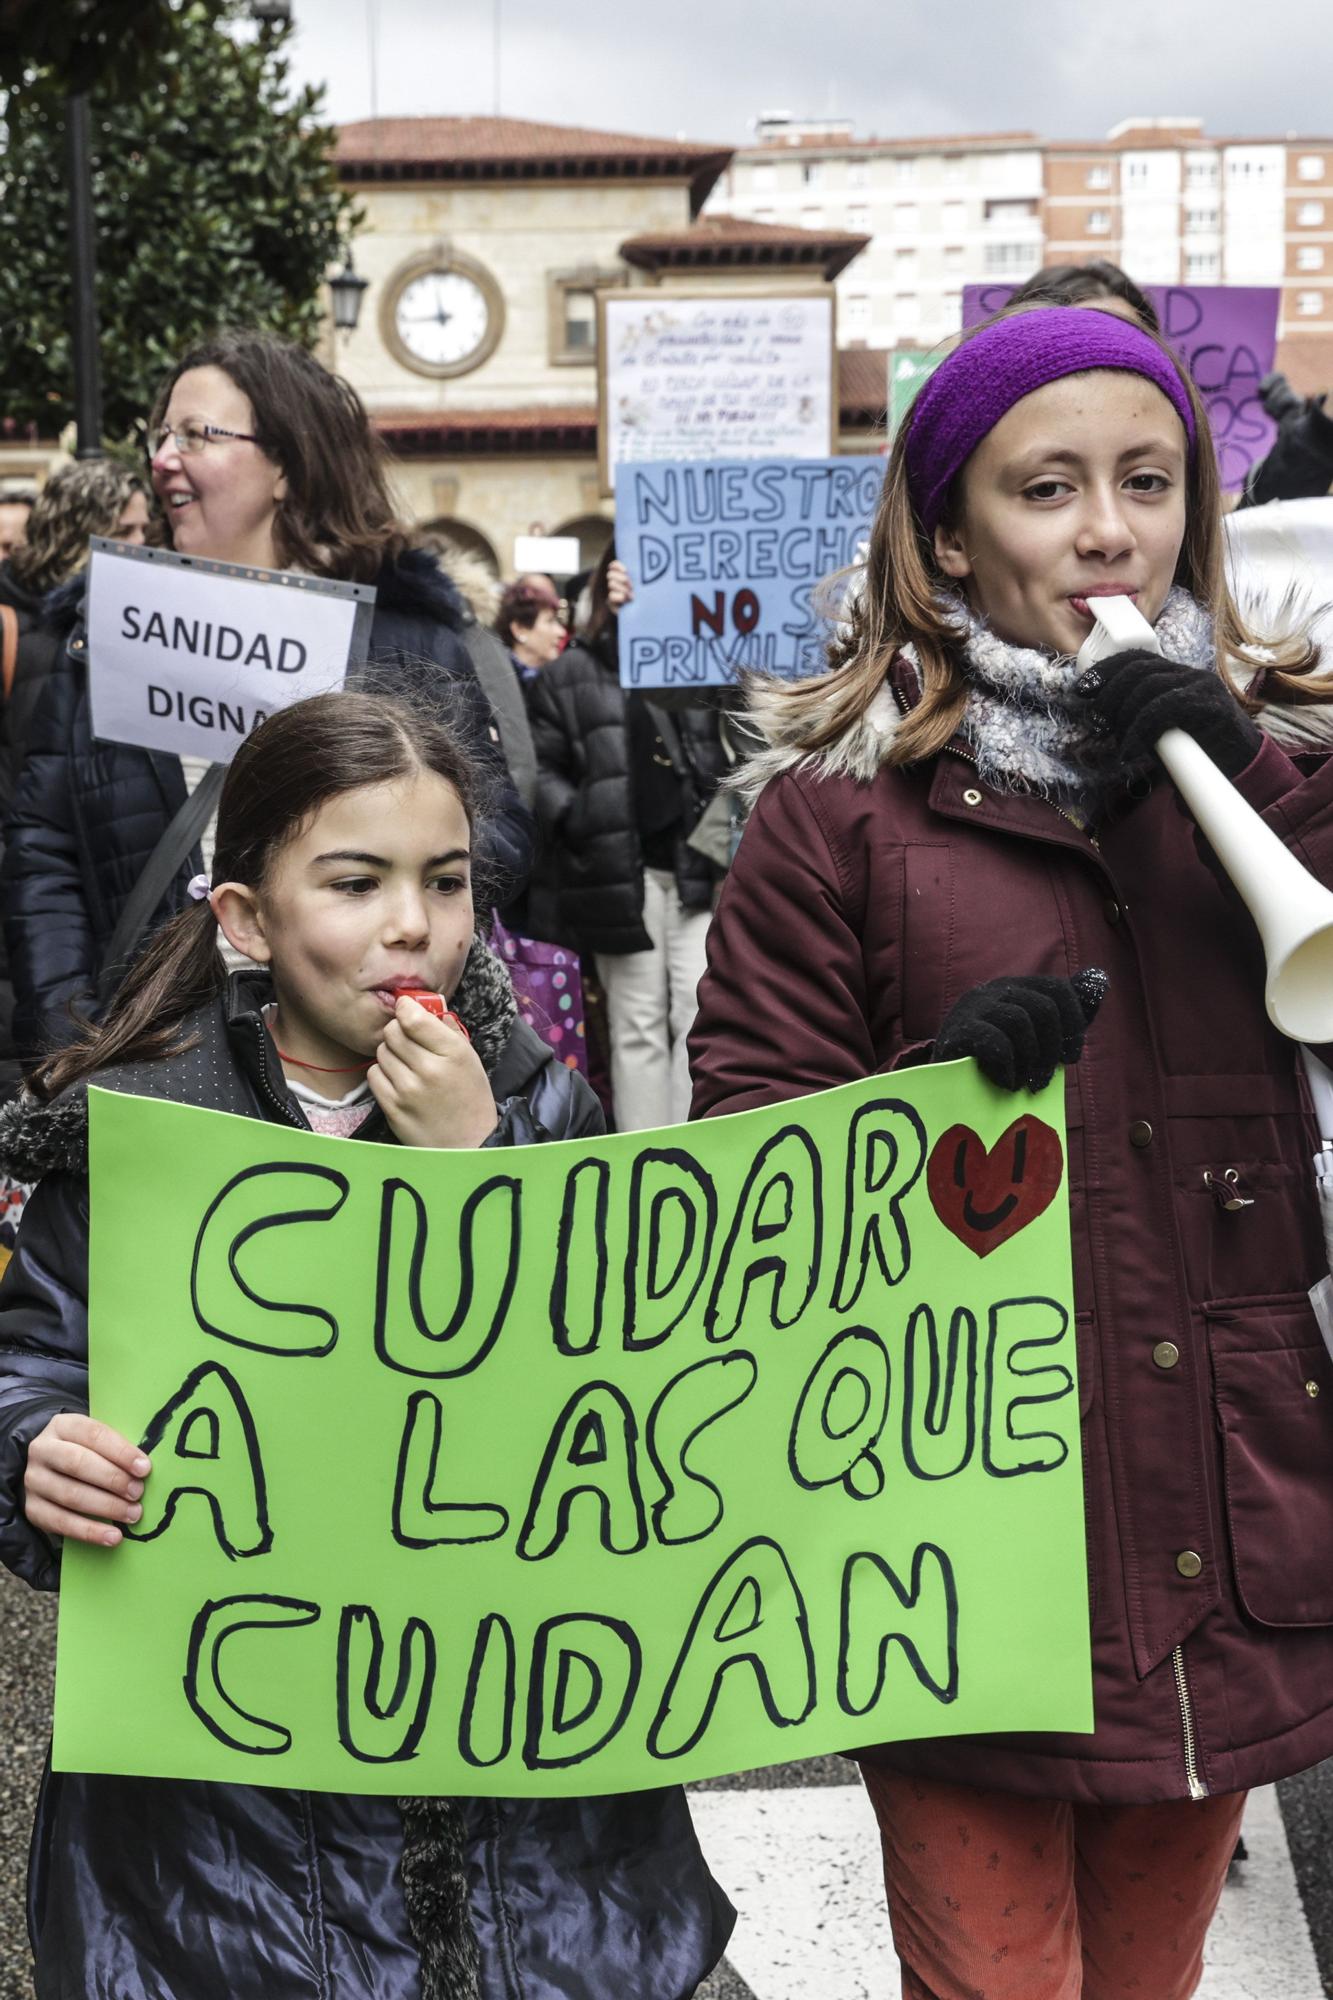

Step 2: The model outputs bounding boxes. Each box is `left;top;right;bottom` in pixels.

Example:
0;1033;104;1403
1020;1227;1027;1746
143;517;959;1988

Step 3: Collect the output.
620;212;869;280
370;350;887;453
336;116;732;210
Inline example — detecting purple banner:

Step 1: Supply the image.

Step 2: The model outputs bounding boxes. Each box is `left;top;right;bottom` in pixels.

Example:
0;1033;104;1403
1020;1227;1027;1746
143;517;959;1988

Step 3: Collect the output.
961;284;1279;492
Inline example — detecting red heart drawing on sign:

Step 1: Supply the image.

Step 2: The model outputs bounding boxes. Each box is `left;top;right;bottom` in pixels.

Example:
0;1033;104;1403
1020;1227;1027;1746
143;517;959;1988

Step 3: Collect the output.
926;1117;1065;1258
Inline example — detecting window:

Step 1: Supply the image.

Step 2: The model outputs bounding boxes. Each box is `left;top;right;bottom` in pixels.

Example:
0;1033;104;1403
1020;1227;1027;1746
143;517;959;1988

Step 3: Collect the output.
893;293;921;328
1298;245;1326;271
942;290;962;324
984;198;1037;223
1085;163;1112;190
802;161;823;187
848;204;870;232
893;203;919;232
894;157;917;185
801;205;825;228
943;155;966;183
1298;155;1327;182
985;239;1039;276
943;244;966;272
1185;206;1219;233
894;246;918;276
942;200;967;232
753;163;775;192
844;294;872;338
1298;290;1325;315
1185;155;1219;186
1185;250;1220;281
1087;209;1112;234
1125;158;1151;188
547;270;620;365
1299;201;1326;226
1227;150;1281;184
847;160;869;188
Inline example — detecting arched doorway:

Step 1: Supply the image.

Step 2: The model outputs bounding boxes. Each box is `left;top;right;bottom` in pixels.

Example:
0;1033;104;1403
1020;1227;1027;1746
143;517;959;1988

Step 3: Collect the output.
552;513;614;576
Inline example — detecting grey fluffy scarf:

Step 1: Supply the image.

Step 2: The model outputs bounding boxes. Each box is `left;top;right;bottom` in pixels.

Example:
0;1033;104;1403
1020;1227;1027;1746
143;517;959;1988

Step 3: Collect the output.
929;585;1215;815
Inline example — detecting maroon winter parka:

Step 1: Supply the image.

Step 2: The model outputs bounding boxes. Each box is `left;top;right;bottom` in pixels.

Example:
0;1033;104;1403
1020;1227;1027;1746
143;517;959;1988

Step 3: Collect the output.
689;679;1333;1806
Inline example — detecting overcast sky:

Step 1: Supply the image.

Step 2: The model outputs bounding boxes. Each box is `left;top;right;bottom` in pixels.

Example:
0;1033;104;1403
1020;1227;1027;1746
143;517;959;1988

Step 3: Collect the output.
284;0;1327;147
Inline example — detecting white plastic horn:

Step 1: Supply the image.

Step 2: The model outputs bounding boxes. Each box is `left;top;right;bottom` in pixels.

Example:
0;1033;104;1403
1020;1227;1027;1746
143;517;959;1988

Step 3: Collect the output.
1077;594;1333;1044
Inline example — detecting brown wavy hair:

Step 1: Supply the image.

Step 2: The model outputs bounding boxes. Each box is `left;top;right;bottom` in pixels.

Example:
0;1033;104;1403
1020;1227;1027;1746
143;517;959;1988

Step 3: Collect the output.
9;459;148;598
149;330;406;584
761;310;1325;770
31;691;479;1102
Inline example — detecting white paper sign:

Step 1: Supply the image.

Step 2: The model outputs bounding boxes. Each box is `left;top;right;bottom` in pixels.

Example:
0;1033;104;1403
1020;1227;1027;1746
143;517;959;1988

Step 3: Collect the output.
512;535;581;575
600;294;834;491
87;542;369;763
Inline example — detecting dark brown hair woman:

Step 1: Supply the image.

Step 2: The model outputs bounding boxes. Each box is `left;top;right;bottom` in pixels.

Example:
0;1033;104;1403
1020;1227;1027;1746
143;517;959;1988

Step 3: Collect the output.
1;330;534;1064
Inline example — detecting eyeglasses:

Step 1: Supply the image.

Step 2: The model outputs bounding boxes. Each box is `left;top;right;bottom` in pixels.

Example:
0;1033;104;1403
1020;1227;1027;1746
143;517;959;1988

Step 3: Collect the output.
148;421;261;458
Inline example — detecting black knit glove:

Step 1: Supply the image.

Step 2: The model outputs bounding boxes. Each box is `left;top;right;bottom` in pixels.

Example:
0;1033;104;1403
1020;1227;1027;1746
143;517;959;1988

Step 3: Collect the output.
935;970;1109;1093
1075;650;1262;781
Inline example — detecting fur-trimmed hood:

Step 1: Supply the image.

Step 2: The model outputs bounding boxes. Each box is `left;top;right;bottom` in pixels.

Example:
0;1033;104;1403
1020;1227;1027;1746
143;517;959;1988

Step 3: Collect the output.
0;932;518;1184
734;583;1333;803
373;545;468;632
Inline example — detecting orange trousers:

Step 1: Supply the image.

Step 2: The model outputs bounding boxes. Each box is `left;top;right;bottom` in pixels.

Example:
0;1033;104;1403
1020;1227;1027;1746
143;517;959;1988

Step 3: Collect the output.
860;1766;1248;2000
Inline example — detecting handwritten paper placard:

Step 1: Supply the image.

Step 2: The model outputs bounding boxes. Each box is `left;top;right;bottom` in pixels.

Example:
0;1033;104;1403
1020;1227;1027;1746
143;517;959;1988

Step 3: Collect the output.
599;292;836;493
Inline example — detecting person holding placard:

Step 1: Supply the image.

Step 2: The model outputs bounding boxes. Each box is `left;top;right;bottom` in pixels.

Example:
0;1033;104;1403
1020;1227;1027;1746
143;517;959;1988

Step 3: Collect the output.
1;332;535;1065
0;688;732;2000
691;305;1333;1998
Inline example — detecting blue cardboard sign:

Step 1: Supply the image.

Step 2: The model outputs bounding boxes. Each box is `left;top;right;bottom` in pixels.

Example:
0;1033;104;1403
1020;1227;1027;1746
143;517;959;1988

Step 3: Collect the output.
616;458;884;689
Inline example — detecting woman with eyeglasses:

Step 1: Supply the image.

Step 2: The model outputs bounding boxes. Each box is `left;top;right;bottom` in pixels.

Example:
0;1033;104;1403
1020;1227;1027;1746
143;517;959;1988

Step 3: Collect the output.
1;330;535;1062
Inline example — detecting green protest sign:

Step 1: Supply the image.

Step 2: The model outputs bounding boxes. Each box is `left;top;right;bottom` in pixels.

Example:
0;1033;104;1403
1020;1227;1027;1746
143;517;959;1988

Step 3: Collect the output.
889;347;941;434
54;1068;1092;1796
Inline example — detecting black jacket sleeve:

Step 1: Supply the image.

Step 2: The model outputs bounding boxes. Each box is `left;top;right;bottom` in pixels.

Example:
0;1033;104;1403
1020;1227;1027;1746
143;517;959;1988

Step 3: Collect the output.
0;1172;91;1589
1;646;96;1058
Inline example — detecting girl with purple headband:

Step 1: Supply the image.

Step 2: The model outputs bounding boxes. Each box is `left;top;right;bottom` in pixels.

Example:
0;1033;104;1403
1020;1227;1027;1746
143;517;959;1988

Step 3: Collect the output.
691;305;1333;1999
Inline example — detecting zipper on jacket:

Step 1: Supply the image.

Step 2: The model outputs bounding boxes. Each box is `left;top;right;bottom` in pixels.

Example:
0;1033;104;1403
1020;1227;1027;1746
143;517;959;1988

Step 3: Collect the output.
254;1027;309;1131
1171;1643;1208;1799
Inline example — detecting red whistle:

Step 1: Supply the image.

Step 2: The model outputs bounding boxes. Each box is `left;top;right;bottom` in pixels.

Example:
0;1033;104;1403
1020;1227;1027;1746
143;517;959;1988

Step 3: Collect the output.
398;989;470;1040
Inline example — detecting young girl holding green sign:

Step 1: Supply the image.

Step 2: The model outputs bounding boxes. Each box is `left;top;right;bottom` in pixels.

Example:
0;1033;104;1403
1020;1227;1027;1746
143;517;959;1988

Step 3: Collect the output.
0;689;732;2000
691;304;1333;1997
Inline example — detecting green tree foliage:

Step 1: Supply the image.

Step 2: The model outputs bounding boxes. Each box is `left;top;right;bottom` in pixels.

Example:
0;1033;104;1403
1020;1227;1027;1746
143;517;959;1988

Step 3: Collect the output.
0;0;356;442
0;0;229;98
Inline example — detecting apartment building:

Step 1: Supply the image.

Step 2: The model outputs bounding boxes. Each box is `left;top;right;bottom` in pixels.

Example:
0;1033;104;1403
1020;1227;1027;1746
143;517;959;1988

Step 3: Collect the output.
713;113;1333;392
707;114;1045;352
1046;118;1333;390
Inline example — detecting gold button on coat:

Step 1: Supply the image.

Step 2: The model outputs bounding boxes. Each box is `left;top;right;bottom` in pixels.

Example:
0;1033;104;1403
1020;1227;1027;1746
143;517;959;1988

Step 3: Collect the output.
1129;1120;1153;1148
962;787;983;806
1152;1341;1180;1370
1176;1550;1203;1579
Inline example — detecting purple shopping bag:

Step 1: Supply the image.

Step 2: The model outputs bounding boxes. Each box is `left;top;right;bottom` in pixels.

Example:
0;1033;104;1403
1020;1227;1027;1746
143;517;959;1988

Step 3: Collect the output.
491;916;587;1075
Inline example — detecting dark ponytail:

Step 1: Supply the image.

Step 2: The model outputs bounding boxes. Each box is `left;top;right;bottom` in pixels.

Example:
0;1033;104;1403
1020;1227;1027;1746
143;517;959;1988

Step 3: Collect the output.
29;690;482;1102
31;901;226;1101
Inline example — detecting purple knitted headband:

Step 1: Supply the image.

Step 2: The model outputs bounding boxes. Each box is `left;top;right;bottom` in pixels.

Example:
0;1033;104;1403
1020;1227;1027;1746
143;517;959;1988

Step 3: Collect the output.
906;306;1197;534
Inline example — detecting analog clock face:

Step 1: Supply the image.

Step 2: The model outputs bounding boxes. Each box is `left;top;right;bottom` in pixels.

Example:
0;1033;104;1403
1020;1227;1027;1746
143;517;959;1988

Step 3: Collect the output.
394;269;492;370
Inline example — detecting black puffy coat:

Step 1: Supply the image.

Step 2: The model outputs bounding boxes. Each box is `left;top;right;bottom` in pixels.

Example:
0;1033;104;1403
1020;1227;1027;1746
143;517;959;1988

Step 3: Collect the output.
0;950;733;2000
0;551;536;1061
526;627;727;954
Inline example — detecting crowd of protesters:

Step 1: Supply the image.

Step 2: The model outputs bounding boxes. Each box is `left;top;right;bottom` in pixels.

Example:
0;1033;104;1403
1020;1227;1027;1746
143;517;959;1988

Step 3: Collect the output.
1;265;1333;1999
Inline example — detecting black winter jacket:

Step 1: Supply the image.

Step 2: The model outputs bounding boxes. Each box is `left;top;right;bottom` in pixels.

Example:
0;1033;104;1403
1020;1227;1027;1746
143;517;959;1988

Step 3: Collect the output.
0;949;733;2000
526;626;727;955
0;551;536;1061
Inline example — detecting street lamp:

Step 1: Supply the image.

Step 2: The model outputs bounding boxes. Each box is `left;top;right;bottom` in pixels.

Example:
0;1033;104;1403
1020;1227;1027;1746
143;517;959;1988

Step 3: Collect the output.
329;252;370;335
